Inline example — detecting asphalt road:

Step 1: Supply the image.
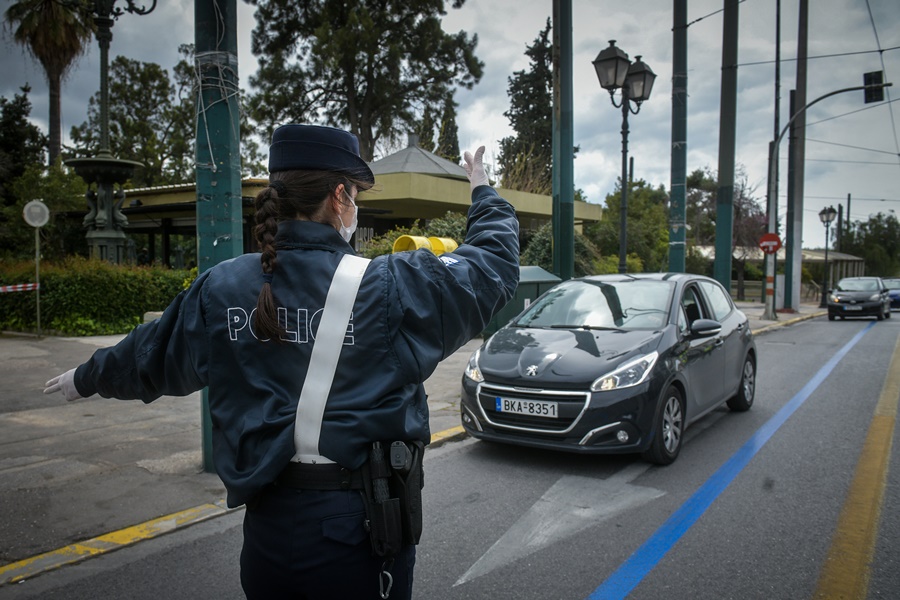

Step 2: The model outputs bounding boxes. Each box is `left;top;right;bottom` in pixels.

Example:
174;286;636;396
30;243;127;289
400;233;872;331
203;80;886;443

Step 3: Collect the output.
2;313;897;599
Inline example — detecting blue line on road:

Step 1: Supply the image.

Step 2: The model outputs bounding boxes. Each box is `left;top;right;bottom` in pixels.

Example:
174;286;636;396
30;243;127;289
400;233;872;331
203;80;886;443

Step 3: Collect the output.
587;322;875;600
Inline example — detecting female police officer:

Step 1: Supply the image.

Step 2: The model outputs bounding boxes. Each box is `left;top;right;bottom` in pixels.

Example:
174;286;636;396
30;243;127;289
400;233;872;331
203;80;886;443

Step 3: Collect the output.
43;123;519;598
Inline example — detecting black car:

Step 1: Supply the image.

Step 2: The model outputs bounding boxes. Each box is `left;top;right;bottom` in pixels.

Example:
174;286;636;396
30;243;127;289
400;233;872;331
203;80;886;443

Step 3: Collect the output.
460;273;757;465
827;276;891;321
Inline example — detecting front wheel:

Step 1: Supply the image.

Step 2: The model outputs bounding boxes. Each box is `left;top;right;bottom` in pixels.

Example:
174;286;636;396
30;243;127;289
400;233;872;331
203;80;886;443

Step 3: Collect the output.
642;386;684;466
727;355;755;412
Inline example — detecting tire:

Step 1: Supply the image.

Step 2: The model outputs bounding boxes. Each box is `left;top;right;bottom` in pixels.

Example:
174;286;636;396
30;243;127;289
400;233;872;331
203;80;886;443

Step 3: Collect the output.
886;307;891;319
727;355;755;412
828;313;835;321
877;309;884;321
642;386;684;466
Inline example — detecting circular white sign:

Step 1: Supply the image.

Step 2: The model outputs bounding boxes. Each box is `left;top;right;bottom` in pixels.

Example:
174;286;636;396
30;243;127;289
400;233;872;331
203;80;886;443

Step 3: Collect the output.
23;200;50;228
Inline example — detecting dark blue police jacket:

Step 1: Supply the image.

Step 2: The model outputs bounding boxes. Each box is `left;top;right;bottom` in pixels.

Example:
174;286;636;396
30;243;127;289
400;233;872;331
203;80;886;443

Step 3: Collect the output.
73;185;520;507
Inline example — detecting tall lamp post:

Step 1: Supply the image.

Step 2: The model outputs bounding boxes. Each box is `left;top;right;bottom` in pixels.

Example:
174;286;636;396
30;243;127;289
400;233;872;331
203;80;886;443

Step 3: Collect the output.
592;40;656;274
818;205;837;308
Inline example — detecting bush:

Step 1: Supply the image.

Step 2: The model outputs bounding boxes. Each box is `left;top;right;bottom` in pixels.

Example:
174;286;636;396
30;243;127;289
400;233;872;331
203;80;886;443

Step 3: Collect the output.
0;257;189;335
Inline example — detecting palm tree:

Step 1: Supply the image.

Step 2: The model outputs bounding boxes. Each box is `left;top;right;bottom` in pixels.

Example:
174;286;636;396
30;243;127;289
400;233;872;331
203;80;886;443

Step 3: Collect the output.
4;0;93;166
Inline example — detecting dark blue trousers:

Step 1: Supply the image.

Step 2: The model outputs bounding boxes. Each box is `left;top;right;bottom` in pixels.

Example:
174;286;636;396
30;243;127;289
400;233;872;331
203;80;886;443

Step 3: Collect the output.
240;484;415;599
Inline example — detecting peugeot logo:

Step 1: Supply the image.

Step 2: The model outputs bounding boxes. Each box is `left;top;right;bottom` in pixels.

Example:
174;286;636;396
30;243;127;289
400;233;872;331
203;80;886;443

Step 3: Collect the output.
525;365;539;377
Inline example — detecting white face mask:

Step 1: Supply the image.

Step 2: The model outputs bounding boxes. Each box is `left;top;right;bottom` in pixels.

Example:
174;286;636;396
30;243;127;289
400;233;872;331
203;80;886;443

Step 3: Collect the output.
339;190;358;243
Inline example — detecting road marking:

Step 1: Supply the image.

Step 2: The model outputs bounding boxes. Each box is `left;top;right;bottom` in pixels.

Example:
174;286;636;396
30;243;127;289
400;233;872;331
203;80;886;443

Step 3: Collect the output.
0;501;232;586
813;333;900;598
587;322;875;600
455;463;661;586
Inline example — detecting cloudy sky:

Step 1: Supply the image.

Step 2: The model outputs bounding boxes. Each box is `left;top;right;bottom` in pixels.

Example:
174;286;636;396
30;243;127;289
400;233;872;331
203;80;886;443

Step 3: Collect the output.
2;0;898;249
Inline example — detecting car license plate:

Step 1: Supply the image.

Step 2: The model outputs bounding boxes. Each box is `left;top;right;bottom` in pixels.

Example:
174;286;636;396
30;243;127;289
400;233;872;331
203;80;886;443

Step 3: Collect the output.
844;306;862;311
495;397;558;418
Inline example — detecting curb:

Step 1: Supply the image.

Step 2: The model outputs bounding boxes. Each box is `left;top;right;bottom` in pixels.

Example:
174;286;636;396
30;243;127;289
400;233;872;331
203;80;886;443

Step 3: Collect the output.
751;310;826;335
0;500;234;586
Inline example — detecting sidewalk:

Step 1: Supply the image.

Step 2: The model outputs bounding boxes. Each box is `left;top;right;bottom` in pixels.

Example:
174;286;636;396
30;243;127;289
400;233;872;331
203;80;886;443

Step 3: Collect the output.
0;300;824;585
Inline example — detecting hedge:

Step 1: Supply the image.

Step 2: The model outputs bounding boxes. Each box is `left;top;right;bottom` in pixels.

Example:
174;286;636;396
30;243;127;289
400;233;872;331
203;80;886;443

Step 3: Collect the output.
0;257;189;336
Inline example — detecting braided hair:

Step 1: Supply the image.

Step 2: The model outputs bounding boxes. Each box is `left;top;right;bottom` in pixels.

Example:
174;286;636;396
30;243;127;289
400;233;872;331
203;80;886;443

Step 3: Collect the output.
253;170;373;342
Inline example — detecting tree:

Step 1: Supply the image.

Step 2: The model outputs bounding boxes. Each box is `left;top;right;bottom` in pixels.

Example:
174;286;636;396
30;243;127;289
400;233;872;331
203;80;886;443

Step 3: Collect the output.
730;176;766;299
841;212;900;277
0;86;46;207
435;95;460;163
497;20;553;193
413;107;437;152
520;221;601;277
684;166;766;295
3;162;87;260
245;0;483;161
585;179;669;273
685;168;718;246
68;51;194;187
4;0;93;165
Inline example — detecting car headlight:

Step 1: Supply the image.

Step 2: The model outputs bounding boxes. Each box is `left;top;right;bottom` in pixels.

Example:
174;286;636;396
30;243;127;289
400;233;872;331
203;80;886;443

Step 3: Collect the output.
591;351;658;392
464;348;484;383
869;294;881;302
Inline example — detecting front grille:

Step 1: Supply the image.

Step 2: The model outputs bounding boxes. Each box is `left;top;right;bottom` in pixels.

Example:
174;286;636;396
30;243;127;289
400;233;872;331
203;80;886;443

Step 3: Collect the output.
476;383;590;434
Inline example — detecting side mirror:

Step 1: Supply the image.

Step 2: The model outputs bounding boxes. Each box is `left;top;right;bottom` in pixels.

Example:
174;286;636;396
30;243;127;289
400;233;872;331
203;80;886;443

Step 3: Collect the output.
690;318;722;338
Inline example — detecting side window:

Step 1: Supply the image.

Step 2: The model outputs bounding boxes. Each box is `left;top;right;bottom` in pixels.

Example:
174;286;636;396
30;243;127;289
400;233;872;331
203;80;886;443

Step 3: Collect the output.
699;281;733;321
681;287;705;327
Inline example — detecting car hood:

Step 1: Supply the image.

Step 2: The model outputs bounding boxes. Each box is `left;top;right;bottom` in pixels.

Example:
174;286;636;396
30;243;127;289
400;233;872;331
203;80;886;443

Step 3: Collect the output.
479;325;664;387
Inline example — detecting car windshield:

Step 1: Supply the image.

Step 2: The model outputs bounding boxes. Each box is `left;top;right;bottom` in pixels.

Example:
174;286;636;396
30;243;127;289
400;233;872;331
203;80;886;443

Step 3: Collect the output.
836;278;880;292
514;279;674;330
883;278;900;290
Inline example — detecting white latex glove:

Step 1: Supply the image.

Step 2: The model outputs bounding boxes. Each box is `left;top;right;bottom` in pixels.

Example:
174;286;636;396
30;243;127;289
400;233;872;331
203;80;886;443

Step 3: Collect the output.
463;146;490;191
44;368;86;402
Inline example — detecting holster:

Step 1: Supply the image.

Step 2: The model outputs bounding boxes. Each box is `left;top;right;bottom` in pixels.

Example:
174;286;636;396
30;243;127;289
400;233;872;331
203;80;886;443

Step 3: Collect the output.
360;441;425;558
389;440;424;546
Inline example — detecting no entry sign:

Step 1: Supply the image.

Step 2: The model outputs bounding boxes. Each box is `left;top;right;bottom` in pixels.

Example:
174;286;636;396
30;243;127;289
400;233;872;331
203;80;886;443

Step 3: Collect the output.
758;233;782;254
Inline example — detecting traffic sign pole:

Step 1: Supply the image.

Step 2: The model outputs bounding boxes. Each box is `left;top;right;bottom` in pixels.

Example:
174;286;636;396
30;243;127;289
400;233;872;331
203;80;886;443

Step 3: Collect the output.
759;232;782;321
23;200;49;338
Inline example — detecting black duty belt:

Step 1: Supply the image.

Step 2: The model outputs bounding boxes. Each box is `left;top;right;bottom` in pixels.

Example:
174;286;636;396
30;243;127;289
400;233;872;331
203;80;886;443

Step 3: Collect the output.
275;462;364;491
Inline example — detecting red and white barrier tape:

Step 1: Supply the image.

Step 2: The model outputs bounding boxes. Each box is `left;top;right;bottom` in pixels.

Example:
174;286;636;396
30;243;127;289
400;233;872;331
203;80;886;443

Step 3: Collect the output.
0;283;40;293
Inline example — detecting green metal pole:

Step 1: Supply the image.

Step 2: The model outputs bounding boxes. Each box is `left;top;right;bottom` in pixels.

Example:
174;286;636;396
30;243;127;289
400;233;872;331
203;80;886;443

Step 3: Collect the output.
668;0;687;273
713;0;739;289
554;0;575;281
195;0;243;473
551;0;561;278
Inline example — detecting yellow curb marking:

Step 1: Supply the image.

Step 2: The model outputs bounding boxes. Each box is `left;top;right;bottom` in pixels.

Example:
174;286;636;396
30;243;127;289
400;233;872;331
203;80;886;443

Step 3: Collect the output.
431;425;466;446
0;501;230;586
814;334;900;599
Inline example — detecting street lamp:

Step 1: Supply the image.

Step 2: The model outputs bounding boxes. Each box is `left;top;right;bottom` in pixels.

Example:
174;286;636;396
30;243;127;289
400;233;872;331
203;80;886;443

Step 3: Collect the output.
593;40;656;274
819;205;837;308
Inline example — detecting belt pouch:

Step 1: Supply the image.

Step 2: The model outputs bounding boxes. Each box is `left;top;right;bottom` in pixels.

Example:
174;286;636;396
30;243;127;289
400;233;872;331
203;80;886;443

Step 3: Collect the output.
366;497;403;557
362;445;404;557
389;441;424;545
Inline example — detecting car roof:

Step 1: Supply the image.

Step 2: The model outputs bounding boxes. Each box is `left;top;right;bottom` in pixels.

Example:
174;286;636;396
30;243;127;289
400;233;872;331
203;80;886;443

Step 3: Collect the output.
576;272;713;284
